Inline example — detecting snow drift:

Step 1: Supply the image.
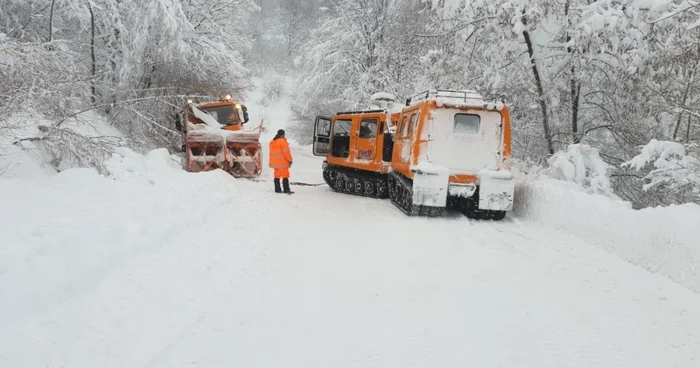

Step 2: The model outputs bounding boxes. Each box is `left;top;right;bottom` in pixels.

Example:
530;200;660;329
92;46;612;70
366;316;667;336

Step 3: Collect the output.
513;175;700;293
0;147;234;325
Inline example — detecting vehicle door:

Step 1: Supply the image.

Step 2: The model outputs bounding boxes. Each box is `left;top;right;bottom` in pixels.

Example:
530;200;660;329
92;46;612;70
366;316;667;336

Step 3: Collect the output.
354;116;379;162
402;110;420;165
313;115;332;156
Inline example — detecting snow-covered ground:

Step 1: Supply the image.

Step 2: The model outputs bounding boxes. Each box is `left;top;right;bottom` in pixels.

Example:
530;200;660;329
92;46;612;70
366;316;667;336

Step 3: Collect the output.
2;77;700;367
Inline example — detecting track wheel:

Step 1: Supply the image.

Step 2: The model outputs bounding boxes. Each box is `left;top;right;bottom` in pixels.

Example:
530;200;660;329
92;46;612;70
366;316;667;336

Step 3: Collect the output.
334;177;344;192
376;180;386;198
345;178;354;192
322;168;332;185
354;179;363;194
364;180;375;196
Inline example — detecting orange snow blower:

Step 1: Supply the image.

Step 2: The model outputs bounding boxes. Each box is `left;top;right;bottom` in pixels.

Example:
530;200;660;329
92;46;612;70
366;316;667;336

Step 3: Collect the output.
176;94;264;178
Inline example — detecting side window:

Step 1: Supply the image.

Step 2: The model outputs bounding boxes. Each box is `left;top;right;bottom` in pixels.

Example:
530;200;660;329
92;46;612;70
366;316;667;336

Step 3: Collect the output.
454;114;480;134
331;119;352;158
399;116;408;137
359;118;378;138
407;113;419;135
316;117;331;137
333;119;351;137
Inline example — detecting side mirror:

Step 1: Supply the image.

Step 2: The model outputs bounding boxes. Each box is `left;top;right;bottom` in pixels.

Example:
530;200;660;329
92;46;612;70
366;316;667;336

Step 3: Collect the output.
241;105;249;124
174;114;182;131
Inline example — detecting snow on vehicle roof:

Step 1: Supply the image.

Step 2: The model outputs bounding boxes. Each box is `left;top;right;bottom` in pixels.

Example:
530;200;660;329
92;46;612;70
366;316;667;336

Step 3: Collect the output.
190;103;222;129
408;90;487;109
370;92;397;102
186;103;259;142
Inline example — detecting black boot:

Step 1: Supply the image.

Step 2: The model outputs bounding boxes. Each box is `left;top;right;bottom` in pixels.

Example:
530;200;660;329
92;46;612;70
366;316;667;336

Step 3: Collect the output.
274;178;282;193
283;178;294;194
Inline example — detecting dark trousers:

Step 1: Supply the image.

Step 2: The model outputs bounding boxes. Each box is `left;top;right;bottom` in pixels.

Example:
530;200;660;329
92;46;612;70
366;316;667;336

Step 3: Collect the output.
274;178;291;193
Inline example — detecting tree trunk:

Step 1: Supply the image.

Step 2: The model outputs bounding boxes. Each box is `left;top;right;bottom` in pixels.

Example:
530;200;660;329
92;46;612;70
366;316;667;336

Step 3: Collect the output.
48;0;56;42
673;50;699;140
565;0;582;144
89;2;96;105
571;80;582;143
109;1;122;113
522;15;554;154
673;85;691;141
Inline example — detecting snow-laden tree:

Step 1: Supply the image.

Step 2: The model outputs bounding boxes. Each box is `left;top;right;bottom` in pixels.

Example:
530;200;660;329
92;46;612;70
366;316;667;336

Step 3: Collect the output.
622;139;700;204
546;143;618;198
289;0;436;141
411;0;698;206
645;0;700;31
1;0;261;172
276;0;321;60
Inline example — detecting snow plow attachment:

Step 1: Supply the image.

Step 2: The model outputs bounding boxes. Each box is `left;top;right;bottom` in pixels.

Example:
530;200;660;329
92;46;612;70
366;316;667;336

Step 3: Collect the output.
177;95;264;178
184;129;263;177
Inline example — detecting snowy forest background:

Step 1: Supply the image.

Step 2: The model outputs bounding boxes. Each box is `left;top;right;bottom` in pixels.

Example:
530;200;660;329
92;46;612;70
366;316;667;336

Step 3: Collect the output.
1;0;699;208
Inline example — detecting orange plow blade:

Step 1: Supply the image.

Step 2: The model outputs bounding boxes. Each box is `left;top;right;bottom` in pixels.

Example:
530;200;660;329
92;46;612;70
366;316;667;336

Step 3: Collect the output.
184;123;264;178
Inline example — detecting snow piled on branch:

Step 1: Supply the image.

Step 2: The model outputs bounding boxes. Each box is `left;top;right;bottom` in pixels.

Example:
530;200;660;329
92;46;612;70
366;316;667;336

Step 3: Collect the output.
1;111;126;179
622;139;700;196
544;144;617;198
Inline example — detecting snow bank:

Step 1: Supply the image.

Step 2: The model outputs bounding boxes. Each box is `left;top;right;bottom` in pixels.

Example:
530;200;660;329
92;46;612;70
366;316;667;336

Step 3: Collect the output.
104;147;185;185
513;175;700;292
0;147;234;325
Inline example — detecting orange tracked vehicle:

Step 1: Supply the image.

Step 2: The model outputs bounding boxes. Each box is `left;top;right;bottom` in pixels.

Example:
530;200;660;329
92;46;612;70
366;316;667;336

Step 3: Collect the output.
312;90;514;220
176;94;264;178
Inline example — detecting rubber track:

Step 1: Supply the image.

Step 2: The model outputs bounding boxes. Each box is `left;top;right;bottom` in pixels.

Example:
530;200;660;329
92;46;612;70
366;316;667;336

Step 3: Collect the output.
323;164;389;199
388;171;447;217
447;188;506;221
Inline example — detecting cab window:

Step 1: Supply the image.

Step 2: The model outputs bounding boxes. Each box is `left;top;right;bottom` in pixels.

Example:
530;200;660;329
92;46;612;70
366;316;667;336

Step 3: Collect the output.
399;116;408;137
200;105;238;125
454;114;481;134
359;118;378;138
407;113;419;135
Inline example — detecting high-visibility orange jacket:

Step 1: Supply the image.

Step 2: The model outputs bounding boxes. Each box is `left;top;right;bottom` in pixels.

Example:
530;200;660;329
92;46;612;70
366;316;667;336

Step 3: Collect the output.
269;137;293;168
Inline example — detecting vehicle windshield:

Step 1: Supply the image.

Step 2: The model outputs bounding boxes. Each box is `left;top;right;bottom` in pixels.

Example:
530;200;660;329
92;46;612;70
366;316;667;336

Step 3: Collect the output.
200;105;239;125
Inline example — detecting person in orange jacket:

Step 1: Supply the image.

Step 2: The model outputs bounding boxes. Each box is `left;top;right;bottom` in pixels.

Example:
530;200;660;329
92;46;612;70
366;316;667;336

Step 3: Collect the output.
269;129;294;194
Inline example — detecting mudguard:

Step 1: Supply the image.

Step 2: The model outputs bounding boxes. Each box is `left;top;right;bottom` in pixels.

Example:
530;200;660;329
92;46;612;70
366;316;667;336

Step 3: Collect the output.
478;169;515;211
411;162;449;208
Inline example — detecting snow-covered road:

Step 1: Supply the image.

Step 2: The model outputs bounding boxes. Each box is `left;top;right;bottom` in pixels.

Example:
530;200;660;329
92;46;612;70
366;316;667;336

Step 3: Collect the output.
1;143;700;368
